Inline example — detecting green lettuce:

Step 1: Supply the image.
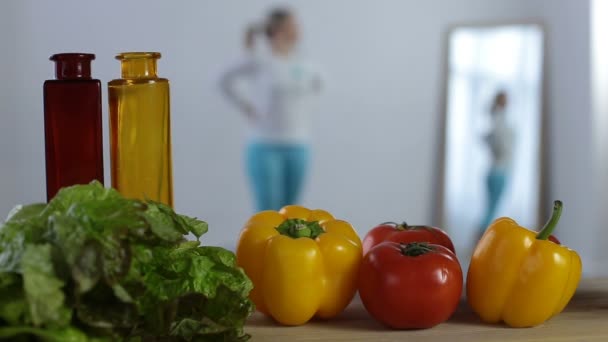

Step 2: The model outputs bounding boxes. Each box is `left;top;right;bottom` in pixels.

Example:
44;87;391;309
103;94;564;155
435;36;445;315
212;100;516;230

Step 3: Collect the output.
0;181;253;341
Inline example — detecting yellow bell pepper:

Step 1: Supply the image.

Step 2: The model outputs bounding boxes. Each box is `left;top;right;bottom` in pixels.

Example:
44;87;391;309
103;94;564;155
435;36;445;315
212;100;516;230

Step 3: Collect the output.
236;205;362;326
466;200;582;327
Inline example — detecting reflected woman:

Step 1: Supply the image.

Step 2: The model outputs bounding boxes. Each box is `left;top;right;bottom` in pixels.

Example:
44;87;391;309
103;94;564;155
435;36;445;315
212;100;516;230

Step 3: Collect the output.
217;7;323;212
479;91;514;234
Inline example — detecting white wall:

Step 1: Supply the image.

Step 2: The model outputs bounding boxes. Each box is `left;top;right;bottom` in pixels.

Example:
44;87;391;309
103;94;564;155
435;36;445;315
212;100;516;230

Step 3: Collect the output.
1;0;603;276
0;1;18;217
591;0;608;274
525;0;599;275
0;0;540;245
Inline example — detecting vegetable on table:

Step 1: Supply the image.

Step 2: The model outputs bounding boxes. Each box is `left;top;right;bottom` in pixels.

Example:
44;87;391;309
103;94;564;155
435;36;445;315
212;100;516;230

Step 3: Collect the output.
236;205;362;326
0;181;254;341
362;221;455;255
466;200;582;328
358;242;463;329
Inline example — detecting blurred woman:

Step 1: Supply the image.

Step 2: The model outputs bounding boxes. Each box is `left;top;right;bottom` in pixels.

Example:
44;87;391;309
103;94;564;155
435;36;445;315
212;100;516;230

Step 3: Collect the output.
479;91;515;233
217;8;323;212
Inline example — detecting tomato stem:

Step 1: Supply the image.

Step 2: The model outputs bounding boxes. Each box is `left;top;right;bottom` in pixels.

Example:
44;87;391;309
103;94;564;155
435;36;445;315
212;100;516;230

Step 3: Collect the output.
399;242;434;257
276;219;325;239
537;200;563;240
380;221;409;230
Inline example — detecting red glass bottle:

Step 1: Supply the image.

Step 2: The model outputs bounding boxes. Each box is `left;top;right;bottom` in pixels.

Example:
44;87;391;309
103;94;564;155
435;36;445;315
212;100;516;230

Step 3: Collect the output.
43;53;104;201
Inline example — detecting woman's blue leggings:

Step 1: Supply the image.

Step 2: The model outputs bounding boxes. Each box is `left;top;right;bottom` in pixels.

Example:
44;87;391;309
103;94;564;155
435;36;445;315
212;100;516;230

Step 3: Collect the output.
246;142;311;212
480;167;508;231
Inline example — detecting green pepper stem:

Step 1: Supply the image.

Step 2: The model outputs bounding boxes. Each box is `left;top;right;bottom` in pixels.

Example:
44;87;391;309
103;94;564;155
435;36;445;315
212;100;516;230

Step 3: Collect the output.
537;200;563;240
276;219;325;239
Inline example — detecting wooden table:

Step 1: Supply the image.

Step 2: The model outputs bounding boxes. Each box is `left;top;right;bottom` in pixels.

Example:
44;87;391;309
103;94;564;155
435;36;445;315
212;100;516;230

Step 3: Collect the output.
245;279;608;341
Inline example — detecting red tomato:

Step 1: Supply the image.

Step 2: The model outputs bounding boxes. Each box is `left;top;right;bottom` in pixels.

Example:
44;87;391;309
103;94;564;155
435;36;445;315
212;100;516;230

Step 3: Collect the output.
549;235;560;244
358;242;462;329
362;222;455;255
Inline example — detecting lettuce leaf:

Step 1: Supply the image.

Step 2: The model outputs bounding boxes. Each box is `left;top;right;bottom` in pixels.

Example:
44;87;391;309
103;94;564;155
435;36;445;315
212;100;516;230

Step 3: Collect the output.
21;244;72;327
0;181;253;341
0;325;104;342
0;272;29;326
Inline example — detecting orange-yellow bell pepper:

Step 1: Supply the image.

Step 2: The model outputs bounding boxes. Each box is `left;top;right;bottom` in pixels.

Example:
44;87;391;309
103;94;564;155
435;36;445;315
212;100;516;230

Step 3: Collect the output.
235;205;362;326
466;200;582;327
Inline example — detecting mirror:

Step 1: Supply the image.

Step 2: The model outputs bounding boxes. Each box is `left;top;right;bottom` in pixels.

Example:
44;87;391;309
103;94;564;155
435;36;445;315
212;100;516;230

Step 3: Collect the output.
439;23;547;259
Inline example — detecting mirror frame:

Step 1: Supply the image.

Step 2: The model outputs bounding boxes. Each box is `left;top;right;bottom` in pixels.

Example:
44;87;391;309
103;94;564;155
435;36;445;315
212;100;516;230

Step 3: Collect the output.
433;20;550;235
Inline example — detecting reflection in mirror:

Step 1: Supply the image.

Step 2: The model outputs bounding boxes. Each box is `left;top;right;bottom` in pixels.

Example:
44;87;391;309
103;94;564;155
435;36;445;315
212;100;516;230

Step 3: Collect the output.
440;24;546;261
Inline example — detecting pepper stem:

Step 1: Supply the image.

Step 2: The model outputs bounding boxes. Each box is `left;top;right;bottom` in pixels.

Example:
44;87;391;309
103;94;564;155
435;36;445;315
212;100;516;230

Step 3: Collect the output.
399;242;434;257
276;219;325;239
536;200;563;240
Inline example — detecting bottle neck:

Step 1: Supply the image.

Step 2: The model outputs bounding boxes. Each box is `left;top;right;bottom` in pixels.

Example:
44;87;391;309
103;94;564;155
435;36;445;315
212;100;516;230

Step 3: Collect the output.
120;59;158;79
116;52;161;79
51;53;94;80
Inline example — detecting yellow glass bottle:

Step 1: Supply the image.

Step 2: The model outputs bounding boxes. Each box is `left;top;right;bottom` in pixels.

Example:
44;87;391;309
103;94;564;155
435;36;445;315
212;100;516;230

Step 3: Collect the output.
108;52;173;207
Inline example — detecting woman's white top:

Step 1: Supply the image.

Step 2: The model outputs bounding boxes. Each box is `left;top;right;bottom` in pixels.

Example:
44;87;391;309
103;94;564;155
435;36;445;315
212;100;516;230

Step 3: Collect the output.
217;52;322;144
485;109;515;170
